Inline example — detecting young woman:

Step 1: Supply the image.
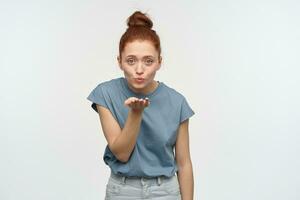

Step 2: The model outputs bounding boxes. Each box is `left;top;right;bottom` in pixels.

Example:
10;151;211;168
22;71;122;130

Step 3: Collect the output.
87;11;195;200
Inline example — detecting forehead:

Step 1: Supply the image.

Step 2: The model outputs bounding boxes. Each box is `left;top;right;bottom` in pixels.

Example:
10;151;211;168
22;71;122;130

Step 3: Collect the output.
122;40;158;57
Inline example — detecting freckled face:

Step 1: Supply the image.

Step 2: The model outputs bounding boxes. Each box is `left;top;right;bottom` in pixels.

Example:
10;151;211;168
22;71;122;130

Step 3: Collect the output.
118;40;162;95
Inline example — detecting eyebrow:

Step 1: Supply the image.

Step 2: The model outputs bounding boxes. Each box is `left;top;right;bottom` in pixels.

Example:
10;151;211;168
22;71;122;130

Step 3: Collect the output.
125;55;155;58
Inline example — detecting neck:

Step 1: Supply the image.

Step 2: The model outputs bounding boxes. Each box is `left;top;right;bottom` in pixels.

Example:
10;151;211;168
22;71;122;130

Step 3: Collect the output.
129;80;158;95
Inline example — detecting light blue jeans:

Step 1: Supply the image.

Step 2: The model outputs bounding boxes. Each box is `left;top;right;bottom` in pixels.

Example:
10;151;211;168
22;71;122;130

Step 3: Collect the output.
105;172;182;199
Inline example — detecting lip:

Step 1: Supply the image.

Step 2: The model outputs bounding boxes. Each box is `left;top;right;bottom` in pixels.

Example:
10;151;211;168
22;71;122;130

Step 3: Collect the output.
134;78;145;83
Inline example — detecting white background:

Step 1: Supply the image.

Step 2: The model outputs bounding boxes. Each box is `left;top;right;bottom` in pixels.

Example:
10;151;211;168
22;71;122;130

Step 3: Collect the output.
1;0;299;199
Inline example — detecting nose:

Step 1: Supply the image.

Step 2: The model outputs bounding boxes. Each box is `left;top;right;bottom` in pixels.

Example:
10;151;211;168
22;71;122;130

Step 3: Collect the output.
135;62;144;75
136;71;143;76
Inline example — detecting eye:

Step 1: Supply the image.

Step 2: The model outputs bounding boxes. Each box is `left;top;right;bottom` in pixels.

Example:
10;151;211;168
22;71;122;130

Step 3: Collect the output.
144;59;154;65
126;58;136;65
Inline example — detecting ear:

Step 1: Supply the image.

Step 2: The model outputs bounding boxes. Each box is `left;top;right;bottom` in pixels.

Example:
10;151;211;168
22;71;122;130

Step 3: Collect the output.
157;56;162;70
117;56;123;70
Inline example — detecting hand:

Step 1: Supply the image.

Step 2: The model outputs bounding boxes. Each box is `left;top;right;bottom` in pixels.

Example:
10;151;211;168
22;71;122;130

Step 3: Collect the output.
124;97;150;112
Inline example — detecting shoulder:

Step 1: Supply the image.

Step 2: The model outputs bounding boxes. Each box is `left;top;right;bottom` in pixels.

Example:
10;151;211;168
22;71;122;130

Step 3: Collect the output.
96;77;122;87
87;77;123;101
161;82;186;102
94;77;122;91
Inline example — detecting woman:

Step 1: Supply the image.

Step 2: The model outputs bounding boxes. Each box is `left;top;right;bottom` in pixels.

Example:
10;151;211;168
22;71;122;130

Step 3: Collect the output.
87;10;195;200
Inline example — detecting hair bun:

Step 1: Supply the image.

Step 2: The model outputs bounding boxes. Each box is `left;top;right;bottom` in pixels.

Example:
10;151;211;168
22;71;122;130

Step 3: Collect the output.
127;11;153;29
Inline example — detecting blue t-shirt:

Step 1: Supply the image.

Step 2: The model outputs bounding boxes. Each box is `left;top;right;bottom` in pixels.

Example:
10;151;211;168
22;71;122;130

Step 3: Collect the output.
87;77;195;178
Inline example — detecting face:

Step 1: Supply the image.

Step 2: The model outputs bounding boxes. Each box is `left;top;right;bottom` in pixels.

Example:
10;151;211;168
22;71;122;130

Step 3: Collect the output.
118;40;162;95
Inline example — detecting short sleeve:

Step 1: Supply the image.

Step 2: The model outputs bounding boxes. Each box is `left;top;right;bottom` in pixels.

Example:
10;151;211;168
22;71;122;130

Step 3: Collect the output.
86;83;110;113
180;97;195;123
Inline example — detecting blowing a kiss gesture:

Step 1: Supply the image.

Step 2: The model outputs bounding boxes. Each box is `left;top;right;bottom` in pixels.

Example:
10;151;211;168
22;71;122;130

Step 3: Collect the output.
124;97;150;113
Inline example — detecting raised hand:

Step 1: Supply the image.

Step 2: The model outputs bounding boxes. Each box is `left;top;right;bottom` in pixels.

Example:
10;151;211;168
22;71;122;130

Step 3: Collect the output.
124;97;150;112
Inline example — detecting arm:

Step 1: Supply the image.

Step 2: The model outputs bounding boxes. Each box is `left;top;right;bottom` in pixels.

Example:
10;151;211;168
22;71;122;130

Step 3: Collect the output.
96;97;149;163
175;119;194;200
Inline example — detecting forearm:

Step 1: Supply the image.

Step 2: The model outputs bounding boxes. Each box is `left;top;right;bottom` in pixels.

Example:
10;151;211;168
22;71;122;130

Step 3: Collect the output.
177;162;194;200
111;110;143;162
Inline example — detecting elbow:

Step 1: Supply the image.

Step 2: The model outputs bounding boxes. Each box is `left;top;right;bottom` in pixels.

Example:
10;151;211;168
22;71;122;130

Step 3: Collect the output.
110;146;130;163
108;142;131;163
115;153;130;163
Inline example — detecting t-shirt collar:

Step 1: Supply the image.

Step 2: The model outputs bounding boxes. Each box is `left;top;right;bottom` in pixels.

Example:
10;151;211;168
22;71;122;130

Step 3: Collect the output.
121;77;163;98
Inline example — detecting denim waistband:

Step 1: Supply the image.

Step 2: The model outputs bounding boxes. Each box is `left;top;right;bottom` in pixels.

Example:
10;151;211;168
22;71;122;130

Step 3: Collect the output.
109;172;176;187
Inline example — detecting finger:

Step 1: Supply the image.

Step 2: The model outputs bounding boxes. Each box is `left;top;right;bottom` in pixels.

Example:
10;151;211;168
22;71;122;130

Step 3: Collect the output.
144;98;150;106
131;99;140;107
124;97;137;106
124;99;131;106
128;98;138;107
138;99;144;107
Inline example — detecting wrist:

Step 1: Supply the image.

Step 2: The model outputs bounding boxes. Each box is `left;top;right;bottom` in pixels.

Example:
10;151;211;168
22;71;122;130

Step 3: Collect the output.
129;108;143;115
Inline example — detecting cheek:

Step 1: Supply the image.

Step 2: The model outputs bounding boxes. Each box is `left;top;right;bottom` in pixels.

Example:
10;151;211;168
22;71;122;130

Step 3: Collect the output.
122;66;134;75
146;67;158;76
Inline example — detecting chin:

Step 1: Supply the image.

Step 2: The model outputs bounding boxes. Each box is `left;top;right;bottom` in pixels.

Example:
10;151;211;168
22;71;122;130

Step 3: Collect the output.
131;80;148;89
132;82;145;88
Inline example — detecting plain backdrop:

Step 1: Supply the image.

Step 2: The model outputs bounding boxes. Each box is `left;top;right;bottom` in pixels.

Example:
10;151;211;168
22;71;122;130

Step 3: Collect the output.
1;0;299;199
